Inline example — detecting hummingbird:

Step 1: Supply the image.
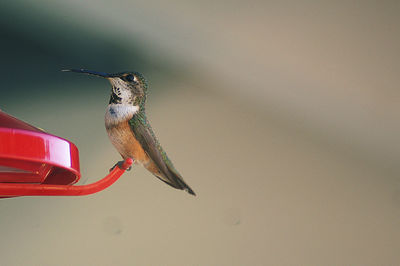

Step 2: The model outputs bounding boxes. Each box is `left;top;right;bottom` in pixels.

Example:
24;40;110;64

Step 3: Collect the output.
64;69;195;195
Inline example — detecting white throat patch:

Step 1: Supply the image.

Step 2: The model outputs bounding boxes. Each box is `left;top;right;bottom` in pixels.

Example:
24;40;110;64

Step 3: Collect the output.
105;104;139;127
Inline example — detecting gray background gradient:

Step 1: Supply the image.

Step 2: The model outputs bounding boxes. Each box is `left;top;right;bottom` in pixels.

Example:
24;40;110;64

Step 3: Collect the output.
0;1;399;265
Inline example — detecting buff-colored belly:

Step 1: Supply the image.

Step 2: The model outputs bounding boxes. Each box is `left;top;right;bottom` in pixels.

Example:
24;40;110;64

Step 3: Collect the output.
106;121;148;162
106;121;163;178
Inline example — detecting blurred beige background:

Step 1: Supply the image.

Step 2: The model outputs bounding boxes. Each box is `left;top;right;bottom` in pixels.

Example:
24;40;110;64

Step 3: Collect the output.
0;1;399;265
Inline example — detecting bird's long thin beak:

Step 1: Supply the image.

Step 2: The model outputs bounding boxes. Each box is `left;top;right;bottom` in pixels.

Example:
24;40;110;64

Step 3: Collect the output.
62;69;111;78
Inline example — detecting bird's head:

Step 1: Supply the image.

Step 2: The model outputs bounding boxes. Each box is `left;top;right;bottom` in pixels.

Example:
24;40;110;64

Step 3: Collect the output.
64;69;148;108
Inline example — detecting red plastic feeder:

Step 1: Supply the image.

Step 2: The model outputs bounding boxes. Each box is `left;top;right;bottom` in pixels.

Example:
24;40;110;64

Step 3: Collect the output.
0;111;132;197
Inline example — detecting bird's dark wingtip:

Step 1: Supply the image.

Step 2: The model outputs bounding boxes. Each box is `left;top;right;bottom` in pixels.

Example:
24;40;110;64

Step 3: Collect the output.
184;187;196;196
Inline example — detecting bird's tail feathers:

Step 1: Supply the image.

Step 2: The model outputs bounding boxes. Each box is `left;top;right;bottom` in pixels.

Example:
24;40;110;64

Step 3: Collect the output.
158;164;196;196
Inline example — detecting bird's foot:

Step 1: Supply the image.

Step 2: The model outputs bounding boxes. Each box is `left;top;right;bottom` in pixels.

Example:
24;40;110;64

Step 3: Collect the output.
109;160;125;172
109;159;134;172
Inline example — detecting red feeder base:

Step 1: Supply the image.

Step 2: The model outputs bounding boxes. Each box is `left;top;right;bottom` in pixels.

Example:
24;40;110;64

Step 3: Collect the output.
0;111;132;197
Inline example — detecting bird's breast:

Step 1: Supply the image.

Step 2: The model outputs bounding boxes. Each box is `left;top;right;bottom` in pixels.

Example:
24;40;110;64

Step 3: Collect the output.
104;104;139;128
106;120;149;163
105;104;147;162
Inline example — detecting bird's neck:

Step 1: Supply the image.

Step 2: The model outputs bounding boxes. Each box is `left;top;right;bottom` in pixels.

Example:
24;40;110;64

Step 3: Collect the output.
105;103;140;128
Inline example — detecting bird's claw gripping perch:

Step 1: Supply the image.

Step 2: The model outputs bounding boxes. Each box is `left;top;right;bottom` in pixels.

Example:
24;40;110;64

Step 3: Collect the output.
109;158;134;172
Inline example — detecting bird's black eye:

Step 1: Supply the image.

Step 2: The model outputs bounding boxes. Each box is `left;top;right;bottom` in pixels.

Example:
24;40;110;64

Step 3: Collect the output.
125;74;135;82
